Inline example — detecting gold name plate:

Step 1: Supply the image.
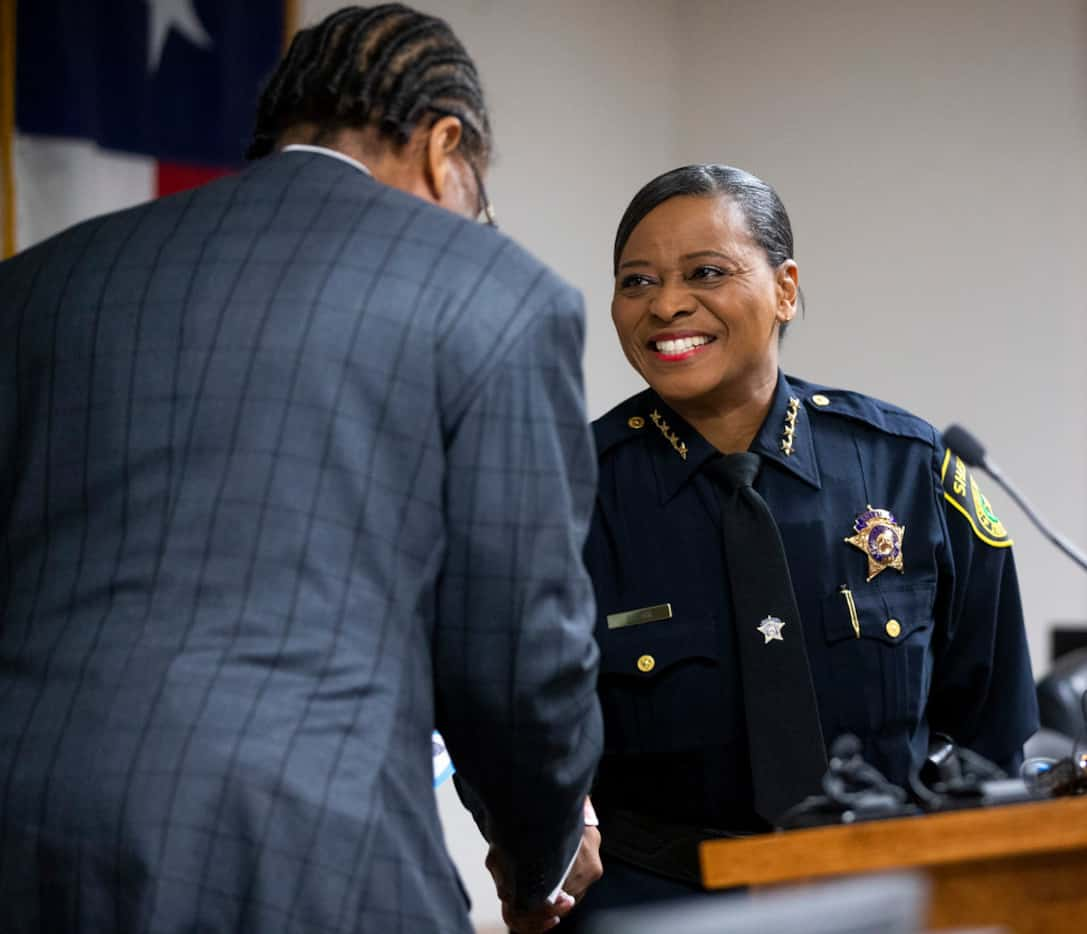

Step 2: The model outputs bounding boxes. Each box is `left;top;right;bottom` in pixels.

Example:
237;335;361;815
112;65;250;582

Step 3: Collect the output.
606;603;673;630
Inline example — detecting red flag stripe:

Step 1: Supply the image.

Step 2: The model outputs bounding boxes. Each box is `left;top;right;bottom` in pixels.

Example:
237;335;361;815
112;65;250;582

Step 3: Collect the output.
156;161;231;198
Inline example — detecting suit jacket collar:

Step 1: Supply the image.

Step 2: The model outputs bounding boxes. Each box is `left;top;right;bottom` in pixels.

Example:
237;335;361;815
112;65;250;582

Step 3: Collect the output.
280;143;373;176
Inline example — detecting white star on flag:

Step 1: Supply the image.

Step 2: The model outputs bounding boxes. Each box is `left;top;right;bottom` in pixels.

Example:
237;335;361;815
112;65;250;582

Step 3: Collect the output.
146;0;213;73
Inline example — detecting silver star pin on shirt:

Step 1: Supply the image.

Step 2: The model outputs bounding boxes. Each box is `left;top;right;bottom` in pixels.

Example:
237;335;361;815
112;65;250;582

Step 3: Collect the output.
757;616;786;644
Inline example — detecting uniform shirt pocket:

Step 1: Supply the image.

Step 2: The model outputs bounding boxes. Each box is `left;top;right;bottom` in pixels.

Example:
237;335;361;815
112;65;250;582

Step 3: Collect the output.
596;614;732;755
819;585;936;738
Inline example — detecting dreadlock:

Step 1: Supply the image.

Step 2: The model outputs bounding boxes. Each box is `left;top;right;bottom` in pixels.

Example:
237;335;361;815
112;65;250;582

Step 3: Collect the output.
247;4;491;167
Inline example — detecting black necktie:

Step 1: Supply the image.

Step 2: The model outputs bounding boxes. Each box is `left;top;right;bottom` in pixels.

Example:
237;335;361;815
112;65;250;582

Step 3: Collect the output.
704;452;828;826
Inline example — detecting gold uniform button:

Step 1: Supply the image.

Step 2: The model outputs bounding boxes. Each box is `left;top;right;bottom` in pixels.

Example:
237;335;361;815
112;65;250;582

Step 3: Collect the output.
628;416;646;429
636;654;655;673
885;619;902;638
812;394;831;407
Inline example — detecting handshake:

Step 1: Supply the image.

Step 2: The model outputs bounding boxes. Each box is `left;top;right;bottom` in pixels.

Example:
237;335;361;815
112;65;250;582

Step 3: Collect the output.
485;798;602;933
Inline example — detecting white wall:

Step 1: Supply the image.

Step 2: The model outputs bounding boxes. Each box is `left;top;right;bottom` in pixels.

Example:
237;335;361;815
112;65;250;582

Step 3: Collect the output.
299;1;1087;928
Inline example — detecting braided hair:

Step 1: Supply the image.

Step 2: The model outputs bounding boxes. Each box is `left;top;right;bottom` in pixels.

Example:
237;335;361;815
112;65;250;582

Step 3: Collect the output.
247;4;492;167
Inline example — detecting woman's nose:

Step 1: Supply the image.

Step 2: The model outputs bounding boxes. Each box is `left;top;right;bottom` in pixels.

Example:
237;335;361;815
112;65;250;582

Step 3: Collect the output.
651;280;693;321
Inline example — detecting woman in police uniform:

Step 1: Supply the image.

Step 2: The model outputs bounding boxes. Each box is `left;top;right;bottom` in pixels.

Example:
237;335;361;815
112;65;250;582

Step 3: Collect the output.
565;165;1038;928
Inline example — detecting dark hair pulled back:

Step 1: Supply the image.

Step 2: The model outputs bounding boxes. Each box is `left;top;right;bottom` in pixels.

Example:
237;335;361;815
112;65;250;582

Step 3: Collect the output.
613;164;795;273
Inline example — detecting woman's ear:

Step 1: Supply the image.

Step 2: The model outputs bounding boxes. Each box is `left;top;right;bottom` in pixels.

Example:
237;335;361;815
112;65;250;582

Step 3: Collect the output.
776;260;799;323
423;115;463;201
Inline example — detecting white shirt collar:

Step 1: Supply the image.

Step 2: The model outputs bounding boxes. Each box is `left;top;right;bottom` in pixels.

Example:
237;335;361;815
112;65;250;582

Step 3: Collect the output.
280;144;372;176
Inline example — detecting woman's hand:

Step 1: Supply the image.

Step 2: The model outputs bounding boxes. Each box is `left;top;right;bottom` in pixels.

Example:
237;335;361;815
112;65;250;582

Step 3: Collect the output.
558;828;603;905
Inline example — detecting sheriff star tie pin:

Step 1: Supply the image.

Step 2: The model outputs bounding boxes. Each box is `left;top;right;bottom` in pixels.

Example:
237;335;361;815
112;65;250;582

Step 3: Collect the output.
757;615;786;643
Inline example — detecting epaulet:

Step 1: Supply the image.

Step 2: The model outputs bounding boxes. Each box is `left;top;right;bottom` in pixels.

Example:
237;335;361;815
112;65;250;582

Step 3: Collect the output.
592;390;657;459
787;376;937;448
939;448;1013;547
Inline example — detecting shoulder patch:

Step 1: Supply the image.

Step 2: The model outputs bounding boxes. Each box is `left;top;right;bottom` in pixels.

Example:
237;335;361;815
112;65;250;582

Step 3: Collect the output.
940;448;1012;547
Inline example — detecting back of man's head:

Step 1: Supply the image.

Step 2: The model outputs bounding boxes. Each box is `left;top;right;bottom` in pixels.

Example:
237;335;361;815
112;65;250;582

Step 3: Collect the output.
247;4;491;172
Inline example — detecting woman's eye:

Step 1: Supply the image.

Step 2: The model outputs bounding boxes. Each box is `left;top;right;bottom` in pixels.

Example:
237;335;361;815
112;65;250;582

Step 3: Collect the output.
619;274;653;289
689;265;725;281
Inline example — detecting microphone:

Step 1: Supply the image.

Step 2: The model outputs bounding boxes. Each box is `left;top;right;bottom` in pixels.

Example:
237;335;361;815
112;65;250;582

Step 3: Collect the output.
1028;691;1087;797
942;424;1087;573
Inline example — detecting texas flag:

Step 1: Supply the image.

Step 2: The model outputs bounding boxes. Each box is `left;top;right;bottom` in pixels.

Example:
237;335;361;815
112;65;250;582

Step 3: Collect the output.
2;0;292;257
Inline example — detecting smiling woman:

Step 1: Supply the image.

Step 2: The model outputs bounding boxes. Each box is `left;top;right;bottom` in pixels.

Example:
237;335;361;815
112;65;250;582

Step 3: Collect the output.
561;164;1041;930
610;166;800;453
612;192;794;441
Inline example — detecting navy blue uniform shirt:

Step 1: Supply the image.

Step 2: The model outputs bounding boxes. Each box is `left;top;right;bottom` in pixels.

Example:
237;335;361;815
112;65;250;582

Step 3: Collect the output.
585;371;1039;832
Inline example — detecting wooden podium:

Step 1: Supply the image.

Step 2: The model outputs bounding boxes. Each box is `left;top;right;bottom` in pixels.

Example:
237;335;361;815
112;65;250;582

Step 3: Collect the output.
699;795;1087;932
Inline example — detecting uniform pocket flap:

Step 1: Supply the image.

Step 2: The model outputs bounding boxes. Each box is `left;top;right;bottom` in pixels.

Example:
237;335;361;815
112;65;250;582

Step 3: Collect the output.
822;586;935;647
598;614;718;678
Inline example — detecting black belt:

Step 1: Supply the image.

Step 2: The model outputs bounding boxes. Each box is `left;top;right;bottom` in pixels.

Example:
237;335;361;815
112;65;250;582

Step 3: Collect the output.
597;808;753;887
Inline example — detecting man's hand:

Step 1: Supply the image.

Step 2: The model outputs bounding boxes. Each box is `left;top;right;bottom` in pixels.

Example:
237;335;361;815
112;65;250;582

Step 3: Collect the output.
497;884;573;933
486;806;603;933
485;845;571;933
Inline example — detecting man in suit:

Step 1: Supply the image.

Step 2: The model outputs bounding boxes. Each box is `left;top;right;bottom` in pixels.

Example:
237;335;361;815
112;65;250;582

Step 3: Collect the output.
0;5;602;932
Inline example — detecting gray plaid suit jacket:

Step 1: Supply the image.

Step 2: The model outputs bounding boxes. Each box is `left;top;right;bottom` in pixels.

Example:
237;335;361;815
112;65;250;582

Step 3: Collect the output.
0;151;602;933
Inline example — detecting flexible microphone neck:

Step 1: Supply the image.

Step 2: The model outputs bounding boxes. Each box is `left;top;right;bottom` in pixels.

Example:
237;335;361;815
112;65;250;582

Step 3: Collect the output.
943;424;1087;573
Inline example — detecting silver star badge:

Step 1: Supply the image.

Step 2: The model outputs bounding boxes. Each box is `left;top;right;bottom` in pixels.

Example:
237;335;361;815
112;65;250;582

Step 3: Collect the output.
757;616;785;644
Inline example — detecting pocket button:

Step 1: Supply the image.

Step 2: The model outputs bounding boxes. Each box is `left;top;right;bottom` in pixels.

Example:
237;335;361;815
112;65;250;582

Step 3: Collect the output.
636;654;656;673
885;619;902;639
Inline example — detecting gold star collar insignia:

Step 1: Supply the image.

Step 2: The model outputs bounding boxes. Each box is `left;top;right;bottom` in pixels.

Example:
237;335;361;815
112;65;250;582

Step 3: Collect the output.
649;409;688;461
780;396;800;456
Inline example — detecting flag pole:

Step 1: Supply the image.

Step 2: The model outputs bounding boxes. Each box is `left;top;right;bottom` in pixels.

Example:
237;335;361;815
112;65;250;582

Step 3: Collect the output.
0;0;16;258
283;0;300;52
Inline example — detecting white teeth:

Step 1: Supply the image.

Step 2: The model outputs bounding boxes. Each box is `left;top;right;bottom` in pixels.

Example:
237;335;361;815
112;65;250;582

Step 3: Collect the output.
655;335;711;353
